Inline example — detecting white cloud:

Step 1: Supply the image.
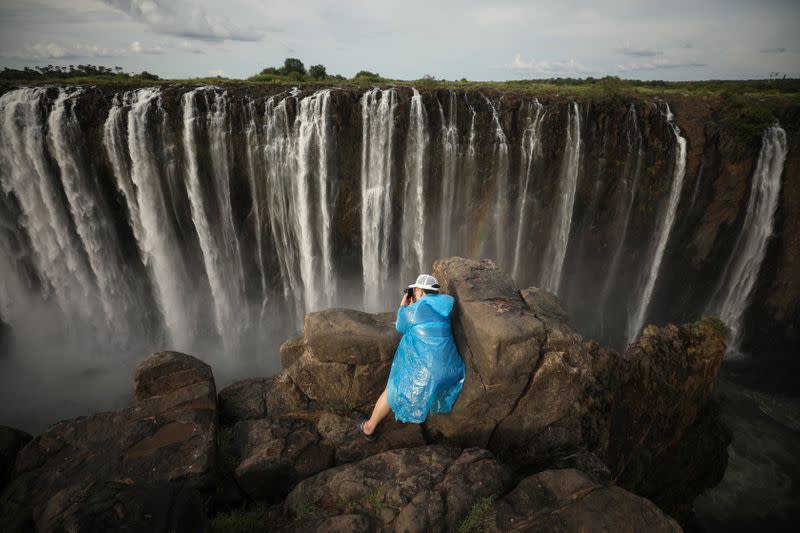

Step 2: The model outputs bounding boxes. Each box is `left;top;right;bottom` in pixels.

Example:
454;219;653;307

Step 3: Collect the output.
504;53;595;75
616;58;706;72
102;0;264;42
208;69;227;77
130;41;165;55
615;43;663;57
2;41;128;60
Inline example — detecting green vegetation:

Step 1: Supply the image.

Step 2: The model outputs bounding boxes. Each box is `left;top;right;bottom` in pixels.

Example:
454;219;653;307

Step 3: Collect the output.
701;316;731;339
335;484;386;514
457;494;497;533
290;501;319;520
1;64;160;82
211;505;266;533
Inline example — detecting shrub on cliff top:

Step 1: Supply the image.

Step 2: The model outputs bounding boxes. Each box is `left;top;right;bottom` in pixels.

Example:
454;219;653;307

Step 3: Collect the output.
701;316;731;339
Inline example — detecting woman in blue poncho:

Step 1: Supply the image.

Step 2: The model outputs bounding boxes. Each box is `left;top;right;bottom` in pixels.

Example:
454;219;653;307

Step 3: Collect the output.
359;274;466;441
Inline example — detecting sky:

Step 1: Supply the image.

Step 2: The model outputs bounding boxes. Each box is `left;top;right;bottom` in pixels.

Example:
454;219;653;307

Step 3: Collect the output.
0;0;798;81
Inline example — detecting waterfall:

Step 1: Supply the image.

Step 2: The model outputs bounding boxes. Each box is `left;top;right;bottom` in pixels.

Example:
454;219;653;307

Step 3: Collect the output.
456;94;478;255
262;95;305;321
116;87;195;348
705;124;787;354
480;94;510;267
511;99;545;283
626;103;687;344
540;102;582;295
401;88;428;284
243;97;269;318
438;91;459;258
598;104;644;338
361;88;397;312
48;88;148;342
293;89;336;312
182;88;247;349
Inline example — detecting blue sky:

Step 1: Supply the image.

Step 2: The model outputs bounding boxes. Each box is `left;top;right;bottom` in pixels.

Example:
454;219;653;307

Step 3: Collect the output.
1;0;798;81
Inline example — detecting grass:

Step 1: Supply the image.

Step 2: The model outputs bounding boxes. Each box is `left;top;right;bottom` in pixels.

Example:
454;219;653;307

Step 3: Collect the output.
211;505;267;533
457;494;497;533
701;316;731;339
290;501;318;520
335;484;386;514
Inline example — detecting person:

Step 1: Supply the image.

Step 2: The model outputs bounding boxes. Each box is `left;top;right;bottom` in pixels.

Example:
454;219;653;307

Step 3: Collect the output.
359;274;466;441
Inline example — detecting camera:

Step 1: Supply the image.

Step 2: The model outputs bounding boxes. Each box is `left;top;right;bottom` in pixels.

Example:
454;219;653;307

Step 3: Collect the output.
404;287;415;300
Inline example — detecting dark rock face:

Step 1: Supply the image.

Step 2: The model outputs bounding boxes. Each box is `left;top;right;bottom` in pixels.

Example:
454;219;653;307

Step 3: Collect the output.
0;351;217;533
281;446;512;533
230;410;425;500
281;309;401;411
0;425;32;491
426;257;728;520
484;468;682;532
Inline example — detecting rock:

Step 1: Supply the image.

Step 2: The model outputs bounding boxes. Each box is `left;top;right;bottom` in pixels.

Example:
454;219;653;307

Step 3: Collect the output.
219;375;309;424
282;309;401;410
425;257;728;520
484;468;682;532
231;410;425;500
281;446;512;532
0;425;32;491
0;351;217;533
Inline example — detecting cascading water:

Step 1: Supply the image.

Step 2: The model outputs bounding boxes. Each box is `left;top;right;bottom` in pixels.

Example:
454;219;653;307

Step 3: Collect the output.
626;103;687;344
360;88;397;312
598;104;644;339
456;94;478;254
705;124;787;354
438;91;459;258
480;94;510;267
540;102;582;295
401;88;428;284
511;99;545;283
182;88;247;350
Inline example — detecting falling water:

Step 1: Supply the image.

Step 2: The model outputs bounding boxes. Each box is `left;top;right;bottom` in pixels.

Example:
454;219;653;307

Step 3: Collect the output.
293;89;336;311
182;88;247;349
480;94;510;267
121;88;196;348
361;88;397;311
705;124;787;354
401;88;428;283
626;103;687;344
456;94;478;254
511;99;545;282
540;102;582;295
243;97;269;318
438;91;459;258
598;104;644;338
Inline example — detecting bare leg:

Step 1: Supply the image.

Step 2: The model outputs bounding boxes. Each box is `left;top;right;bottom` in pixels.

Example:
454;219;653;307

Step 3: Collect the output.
363;387;391;435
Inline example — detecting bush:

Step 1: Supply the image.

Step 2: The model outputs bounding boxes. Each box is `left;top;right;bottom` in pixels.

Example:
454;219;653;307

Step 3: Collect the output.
309;64;327;79
352;70;384;83
138;70;160;80
701;316;731;339
280;58;306;76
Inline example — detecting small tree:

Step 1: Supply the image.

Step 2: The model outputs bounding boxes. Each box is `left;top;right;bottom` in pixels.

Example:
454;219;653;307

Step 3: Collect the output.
280;58;306;76
309;64;327;79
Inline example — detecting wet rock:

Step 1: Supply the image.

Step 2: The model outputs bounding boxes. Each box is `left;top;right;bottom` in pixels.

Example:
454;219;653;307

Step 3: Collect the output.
484;468;682;532
282;309;401;410
231;410;424;500
281;446;512;532
0;351;217;533
0;425;32;491
219;375;309;424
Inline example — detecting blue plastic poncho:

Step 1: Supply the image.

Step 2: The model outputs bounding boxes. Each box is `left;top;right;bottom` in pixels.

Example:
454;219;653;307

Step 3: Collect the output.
386;293;466;423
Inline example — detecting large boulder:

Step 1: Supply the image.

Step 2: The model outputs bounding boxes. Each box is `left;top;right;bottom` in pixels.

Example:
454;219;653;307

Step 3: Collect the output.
426;257;728;520
0;425;32;491
280;445;512;532
231;410;425;500
282;310;401;411
0;351;217;533
484;468;682;532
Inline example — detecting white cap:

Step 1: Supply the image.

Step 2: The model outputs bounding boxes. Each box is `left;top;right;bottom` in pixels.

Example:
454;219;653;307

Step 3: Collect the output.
408;274;440;292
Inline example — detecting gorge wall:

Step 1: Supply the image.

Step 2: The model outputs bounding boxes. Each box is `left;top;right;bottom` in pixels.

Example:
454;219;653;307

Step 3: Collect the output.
0;83;797;371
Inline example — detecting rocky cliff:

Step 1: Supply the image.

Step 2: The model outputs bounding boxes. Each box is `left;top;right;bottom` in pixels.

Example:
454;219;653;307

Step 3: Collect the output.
0;257;729;532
